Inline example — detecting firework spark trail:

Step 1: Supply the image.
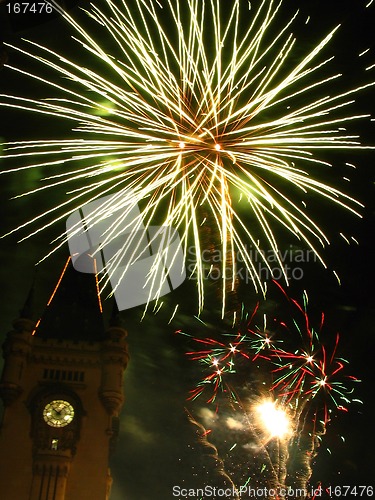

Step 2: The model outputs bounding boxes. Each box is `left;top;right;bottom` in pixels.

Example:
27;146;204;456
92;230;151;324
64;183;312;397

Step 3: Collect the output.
185;332;252;402
1;0;373;314
183;282;359;422
182;284;360;495
268;288;360;424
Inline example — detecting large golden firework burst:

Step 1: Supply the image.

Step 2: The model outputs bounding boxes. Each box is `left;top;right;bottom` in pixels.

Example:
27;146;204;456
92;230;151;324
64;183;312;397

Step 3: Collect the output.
1;0;373;314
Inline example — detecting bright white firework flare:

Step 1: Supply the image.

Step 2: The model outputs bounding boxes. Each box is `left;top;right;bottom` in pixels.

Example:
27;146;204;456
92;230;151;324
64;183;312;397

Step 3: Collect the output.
0;0;374;315
255;399;291;439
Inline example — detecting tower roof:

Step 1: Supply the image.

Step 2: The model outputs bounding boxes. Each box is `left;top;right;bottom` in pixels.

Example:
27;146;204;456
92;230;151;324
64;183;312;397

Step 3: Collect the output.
34;258;106;341
19;273;36;320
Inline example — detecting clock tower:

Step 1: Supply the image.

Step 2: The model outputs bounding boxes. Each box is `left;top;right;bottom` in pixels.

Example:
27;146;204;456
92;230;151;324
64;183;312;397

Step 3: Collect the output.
0;258;129;500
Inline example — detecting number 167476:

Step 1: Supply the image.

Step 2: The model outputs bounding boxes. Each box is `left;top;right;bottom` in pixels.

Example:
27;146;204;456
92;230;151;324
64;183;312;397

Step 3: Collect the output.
6;2;54;14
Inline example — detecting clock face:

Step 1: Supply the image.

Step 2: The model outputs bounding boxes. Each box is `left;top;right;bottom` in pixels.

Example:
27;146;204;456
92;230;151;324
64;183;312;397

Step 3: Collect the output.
43;400;75;427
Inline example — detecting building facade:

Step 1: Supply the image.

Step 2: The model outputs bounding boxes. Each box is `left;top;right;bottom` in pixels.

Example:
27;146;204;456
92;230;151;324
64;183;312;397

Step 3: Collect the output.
0;260;129;499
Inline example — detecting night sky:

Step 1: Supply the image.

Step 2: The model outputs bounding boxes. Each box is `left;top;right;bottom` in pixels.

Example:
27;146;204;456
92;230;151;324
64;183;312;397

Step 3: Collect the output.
1;1;375;499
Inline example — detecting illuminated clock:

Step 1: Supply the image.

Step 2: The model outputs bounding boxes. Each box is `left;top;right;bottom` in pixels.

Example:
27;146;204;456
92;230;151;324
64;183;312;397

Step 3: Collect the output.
43;400;75;427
